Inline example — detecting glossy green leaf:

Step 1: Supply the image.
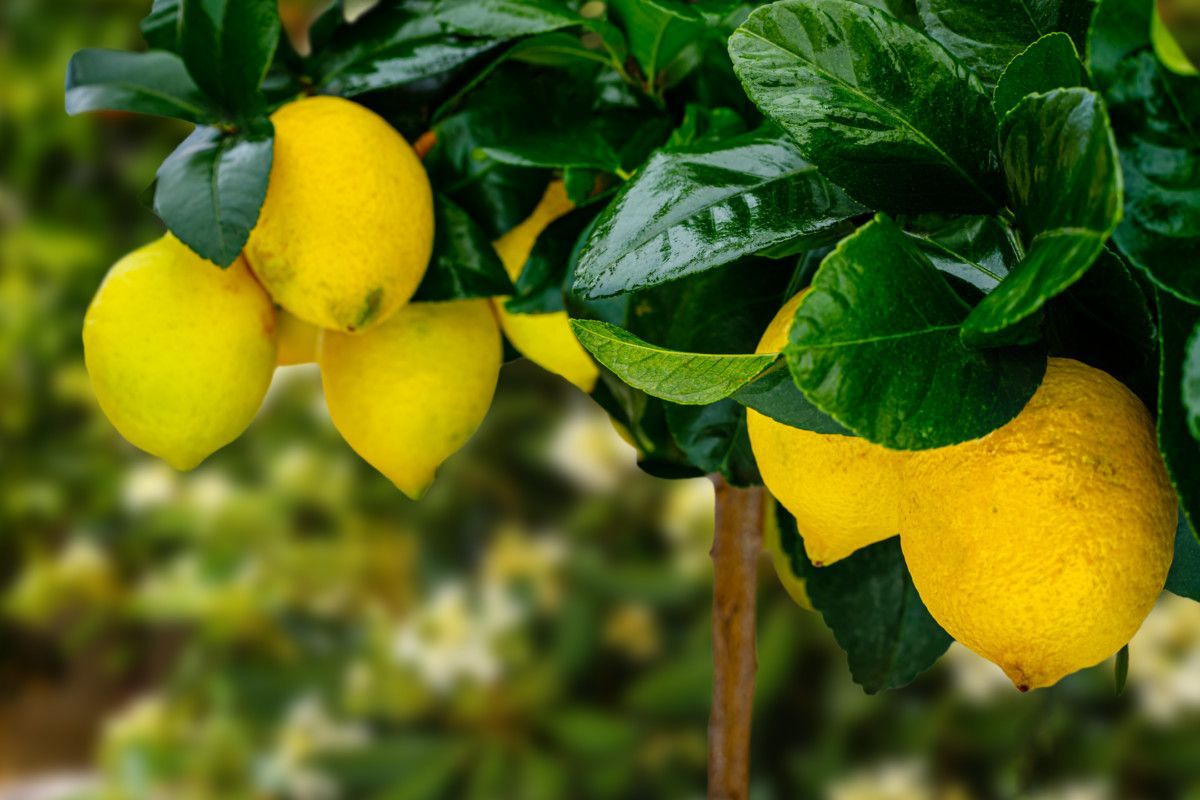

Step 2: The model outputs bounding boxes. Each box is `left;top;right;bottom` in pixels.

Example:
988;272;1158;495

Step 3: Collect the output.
916;0;1092;84
728;0;1003;214
907;215;1022;293
64;49;216;123
141;0;182;51
609;0;706;92
153;122;273;267
1156;289;1200;531
786;215;1046;449
962;88;1122;346
436;0;589;38
179;0;280;119
732;364;850;434
312;2;502;97
1167;511;1200;601
777;507;951;693
574;128;865;299
1092;0;1200;303
570;321;776;405
993;33;1087;118
413;195;513;302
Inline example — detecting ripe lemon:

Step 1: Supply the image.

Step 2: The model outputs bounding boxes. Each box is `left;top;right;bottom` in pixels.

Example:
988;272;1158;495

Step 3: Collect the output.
245;96;434;333
747;291;903;566
319;299;501;498
900;358;1176;690
83;234;277;470
492;181;599;393
275;309;319;366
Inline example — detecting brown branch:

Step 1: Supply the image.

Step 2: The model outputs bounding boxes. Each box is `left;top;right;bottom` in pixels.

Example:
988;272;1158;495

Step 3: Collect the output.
708;475;764;800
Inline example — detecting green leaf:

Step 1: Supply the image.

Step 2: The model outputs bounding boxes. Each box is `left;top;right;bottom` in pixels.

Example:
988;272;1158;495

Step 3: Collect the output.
916;0;1092;84
1114;644;1129;694
179;0;280;119
786;215;1046;449
728;0;1002;214
413;195;513;302
962;88;1122;346
141;0;182;51
64;48;216;123
777;508;951;693
666;401;757;484
608;0;707;92
312;2;503;96
436;0;590;38
1091;0;1200;303
907;214;1022;293
1187;323;1200;440
574;127;864;299
1167;511;1200;601
732;364;850;434
1156;289;1200;531
507;208;597;314
993;33;1087;118
153;122;273;268
570;321;776;405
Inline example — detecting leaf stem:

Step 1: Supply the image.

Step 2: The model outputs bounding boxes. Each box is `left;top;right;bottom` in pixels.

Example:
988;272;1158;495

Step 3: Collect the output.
708;475;763;800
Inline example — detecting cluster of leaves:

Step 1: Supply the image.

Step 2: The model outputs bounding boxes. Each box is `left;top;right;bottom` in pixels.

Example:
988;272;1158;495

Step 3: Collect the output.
67;0;1199;692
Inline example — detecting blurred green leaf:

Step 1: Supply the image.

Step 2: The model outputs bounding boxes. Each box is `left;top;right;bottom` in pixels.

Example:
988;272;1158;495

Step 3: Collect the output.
1155;289;1200;531
729;0;1002;214
179;0;280;119
413;194;513;302
786;215;1046;449
65;48;216;123
574;127;863;299
962;88;1122;346
993;33;1087;118
915;0;1092;84
153;121;273;267
141;0;182;51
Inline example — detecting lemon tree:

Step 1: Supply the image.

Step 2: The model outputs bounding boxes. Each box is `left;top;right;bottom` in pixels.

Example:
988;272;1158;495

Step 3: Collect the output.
67;0;1200;798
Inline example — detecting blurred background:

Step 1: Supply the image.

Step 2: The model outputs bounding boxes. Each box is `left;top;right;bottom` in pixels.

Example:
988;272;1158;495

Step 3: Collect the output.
5;1;1200;798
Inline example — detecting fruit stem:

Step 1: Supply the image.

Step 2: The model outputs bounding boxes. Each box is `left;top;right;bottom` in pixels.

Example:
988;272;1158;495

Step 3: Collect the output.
707;475;763;800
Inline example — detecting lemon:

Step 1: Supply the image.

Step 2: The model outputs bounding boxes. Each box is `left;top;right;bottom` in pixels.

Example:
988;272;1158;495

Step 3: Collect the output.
275;308;319;366
900;358;1177;690
83;234;277;470
763;497;814;610
747;290;903;566
319;299;501;498
245;96;434;333
492;181;599;393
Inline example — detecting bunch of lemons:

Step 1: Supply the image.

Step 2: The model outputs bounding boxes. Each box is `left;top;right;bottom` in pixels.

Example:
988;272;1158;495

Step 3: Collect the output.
84;96;595;498
753;291;1178;690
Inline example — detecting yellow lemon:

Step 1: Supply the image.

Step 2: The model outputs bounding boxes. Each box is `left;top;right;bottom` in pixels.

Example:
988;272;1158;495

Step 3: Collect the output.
275;309;320;366
245;96;434;333
492;181;599;393
83;234;276;470
319;300;501;498
900;358;1176;690
747;290;903;566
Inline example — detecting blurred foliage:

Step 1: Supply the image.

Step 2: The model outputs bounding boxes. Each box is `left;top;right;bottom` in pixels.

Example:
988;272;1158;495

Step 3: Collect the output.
6;1;1200;799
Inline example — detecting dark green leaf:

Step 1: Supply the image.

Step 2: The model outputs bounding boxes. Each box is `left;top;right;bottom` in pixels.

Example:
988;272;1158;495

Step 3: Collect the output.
1156;289;1200;531
665;104;747;148
786;215;1046;449
1115;644;1129;694
666;401;758;484
413;195;513;301
1167;510;1200;601
570;321;776;405
609;0;707;92
962;88;1122;346
507;208;597;313
907;214;1022;293
64;48;215;123
141;0;182;51
729;0;1002;214
1092;0;1200;303
574;127;864;299
436;0;590;38
312;2;503;96
153;122;273;267
179;0;280;118
777;508;951;692
916;0;1092;84
1187;323;1200;440
732;364;850;434
993;32;1087;118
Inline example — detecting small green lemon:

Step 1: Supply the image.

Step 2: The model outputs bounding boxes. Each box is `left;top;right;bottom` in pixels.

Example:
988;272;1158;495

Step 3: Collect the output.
319;299;501;498
747;291;903;566
492;181;599;393
901;358;1177;690
245;96;434;333
83;234;277;470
